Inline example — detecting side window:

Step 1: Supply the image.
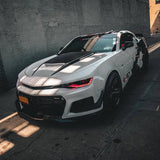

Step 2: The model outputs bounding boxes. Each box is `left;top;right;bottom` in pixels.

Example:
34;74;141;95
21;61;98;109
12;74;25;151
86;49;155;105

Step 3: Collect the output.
120;33;133;48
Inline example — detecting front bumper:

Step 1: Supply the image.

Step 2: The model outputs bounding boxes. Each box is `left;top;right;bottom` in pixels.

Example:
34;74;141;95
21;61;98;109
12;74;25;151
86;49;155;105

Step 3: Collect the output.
16;84;103;121
15;99;73;122
16;91;66;120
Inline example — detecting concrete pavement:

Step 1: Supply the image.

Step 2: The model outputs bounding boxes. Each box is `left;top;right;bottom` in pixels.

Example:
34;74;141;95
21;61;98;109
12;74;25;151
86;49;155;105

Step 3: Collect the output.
0;35;159;119
0;88;17;120
0;35;160;160
99;110;160;160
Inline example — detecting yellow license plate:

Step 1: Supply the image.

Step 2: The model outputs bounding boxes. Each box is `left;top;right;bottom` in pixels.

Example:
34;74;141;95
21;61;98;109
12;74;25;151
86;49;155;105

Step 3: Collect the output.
19;96;29;104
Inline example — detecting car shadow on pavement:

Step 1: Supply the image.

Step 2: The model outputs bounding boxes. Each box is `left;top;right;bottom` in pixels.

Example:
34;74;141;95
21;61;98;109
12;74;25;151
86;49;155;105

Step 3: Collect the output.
11;69;150;131
0;67;153;159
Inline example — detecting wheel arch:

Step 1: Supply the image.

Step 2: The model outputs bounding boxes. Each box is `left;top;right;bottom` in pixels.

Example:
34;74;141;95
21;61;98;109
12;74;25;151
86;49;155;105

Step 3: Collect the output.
104;70;122;89
102;70;123;111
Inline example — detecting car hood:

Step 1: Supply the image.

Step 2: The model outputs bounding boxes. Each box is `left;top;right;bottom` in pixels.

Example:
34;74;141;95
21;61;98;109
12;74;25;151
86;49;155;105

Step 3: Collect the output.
25;52;93;77
20;52;109;87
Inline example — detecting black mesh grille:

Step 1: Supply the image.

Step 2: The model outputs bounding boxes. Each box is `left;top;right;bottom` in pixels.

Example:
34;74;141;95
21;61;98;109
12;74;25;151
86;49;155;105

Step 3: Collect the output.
70;92;103;113
18;92;66;118
70;97;95;113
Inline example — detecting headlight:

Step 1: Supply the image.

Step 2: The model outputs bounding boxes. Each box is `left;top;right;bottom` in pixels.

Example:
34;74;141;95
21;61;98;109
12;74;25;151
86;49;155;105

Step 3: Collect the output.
63;77;93;89
18;77;93;90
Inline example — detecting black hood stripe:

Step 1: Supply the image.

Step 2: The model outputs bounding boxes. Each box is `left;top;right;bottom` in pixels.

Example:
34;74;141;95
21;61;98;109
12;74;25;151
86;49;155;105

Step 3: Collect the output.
50;52;94;76
46;51;92;64
32;52;94;76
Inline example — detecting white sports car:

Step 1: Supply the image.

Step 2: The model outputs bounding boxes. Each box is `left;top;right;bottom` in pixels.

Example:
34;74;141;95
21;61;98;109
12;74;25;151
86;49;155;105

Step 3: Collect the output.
16;30;148;121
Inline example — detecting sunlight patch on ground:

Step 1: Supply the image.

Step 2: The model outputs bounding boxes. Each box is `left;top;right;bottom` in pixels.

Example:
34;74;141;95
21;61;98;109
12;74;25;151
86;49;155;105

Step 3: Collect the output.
0;112;40;155
12;122;29;132
16;124;40;138
0;112;17;123
0;140;15;156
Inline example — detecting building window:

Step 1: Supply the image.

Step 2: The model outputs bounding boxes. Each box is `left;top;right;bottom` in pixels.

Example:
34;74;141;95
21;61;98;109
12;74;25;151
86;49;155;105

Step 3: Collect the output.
156;0;160;4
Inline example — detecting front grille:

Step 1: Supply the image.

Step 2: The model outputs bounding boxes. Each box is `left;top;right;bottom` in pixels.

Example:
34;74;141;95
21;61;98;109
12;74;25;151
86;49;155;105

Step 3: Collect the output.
18;92;66;118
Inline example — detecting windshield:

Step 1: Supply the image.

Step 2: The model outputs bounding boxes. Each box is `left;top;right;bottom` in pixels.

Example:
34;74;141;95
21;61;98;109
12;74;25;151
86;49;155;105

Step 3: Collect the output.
61;34;117;54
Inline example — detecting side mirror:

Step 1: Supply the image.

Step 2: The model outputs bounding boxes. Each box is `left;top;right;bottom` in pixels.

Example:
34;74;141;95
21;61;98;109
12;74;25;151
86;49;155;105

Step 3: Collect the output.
121;41;134;51
121;44;126;51
125;41;134;48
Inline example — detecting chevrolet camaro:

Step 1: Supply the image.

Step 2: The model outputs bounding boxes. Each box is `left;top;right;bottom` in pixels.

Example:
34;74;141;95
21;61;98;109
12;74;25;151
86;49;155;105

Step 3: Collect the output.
16;30;148;121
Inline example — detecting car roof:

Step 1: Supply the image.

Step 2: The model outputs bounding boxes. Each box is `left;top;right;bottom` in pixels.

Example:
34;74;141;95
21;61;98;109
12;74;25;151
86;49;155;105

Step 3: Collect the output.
76;30;134;39
78;30;116;38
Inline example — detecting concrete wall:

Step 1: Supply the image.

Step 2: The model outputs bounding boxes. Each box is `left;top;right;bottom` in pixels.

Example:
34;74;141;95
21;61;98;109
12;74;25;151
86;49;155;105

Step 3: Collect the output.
0;0;150;88
0;52;8;92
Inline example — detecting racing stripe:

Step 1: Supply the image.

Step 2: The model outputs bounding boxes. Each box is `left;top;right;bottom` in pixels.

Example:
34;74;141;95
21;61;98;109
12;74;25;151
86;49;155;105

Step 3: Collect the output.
32;52;93;76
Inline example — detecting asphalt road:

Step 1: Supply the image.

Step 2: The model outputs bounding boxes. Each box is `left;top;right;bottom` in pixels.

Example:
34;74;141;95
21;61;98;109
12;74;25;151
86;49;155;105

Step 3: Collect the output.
1;47;160;160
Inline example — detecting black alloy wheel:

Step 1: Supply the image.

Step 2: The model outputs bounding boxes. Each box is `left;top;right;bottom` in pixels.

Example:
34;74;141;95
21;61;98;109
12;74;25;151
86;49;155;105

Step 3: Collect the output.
103;72;122;111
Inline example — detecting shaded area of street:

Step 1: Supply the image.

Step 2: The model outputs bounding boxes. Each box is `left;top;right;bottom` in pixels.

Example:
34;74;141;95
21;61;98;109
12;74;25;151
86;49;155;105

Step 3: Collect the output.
1;38;160;160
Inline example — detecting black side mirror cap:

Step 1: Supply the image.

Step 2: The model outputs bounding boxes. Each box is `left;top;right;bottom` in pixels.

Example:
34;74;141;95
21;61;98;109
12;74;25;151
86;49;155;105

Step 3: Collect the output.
125;41;134;48
122;41;134;51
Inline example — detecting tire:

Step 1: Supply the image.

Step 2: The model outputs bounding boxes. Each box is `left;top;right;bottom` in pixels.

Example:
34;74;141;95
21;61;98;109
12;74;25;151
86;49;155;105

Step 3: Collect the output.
103;72;122;111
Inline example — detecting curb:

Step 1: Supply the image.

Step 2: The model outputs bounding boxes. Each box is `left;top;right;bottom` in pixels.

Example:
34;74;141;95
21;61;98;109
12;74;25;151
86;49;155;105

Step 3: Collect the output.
148;41;160;53
0;112;18;138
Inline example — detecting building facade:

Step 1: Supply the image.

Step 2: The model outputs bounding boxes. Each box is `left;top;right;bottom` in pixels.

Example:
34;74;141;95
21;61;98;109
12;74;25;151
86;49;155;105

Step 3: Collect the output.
0;0;150;90
150;0;160;33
